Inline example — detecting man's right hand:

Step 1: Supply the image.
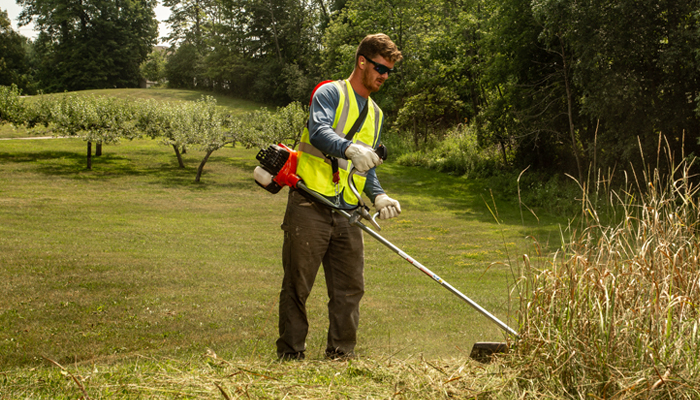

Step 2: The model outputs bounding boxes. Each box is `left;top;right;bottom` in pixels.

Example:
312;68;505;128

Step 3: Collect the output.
345;143;382;172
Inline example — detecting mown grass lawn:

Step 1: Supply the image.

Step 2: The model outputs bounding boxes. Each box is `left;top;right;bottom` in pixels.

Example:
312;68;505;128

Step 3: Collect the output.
0;89;564;398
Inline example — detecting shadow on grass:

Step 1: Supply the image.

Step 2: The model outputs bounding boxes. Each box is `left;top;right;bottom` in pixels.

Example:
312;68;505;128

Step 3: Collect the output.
0;145;563;245
0;149;260;191
378;164;563;249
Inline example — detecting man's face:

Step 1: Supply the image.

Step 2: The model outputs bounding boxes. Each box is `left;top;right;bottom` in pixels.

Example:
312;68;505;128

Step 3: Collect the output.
361;54;395;94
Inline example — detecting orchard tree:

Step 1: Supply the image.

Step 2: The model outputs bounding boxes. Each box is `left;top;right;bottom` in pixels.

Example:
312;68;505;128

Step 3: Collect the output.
17;0;158;92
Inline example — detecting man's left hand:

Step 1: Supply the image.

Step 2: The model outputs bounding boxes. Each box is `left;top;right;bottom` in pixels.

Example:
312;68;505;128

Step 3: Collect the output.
374;194;401;220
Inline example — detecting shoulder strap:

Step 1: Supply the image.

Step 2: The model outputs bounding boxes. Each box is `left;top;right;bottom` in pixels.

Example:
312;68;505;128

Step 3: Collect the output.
344;99;369;142
328;99;368;185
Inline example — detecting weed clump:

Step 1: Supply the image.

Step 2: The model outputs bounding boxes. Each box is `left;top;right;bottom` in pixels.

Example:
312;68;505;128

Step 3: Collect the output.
512;140;700;398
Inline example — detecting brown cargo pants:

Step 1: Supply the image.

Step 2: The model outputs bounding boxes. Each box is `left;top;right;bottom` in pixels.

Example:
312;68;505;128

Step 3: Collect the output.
276;189;365;358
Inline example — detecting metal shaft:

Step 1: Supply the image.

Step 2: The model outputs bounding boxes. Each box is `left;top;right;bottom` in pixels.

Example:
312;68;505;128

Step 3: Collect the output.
296;181;520;339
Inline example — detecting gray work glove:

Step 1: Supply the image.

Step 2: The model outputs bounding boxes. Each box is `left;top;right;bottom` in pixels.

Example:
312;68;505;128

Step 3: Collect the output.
374;194;401;220
345;143;382;173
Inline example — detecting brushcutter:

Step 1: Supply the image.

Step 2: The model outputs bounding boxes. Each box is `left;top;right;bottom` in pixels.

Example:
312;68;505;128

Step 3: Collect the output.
254;143;519;361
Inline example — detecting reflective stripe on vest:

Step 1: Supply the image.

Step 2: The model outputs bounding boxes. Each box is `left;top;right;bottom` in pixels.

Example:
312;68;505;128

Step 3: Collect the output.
296;79;382;205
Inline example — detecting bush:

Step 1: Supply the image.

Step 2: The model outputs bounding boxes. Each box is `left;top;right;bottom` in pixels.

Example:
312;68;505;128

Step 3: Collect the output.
395;123;500;178
0;84;25;124
485;169;582;217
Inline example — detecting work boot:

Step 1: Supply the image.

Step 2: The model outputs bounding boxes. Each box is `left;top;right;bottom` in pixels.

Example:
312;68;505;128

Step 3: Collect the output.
325;349;356;361
278;351;305;361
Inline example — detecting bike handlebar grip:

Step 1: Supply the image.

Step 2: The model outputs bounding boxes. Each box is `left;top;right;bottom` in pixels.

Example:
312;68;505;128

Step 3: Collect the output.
375;145;388;161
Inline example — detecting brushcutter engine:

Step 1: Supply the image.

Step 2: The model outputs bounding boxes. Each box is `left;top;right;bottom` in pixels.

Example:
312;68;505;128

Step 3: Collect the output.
254;144;387;195
254;144;301;193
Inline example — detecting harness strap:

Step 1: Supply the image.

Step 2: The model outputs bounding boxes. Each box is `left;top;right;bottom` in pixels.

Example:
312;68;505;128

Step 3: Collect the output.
331;100;368;183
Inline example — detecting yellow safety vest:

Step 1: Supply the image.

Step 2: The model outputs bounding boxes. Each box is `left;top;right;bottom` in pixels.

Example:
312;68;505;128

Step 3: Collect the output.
296;79;383;206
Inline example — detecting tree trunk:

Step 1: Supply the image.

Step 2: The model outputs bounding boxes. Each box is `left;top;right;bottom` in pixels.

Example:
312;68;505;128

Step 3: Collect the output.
499;137;508;166
87;141;92;170
561;40;583;182
266;0;283;63
172;144;185;168
316;0;328;20
96;142;102;156
195;149;214;183
412;116;418;148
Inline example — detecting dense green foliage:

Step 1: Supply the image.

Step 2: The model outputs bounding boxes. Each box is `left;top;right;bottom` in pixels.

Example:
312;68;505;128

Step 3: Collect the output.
0;85;25;124
140;48;167;84
15;0;158;91
0;10;35;94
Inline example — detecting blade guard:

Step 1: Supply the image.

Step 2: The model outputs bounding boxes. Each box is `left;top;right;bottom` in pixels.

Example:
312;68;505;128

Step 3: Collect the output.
272;144;301;189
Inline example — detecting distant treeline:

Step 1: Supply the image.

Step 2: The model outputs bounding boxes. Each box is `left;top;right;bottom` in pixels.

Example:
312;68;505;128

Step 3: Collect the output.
3;0;700;177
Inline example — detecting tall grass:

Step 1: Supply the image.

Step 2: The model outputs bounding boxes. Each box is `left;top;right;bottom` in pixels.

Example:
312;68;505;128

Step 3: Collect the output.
511;138;700;398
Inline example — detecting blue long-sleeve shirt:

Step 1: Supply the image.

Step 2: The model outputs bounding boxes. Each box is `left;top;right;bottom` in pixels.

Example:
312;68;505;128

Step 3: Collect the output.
308;82;385;207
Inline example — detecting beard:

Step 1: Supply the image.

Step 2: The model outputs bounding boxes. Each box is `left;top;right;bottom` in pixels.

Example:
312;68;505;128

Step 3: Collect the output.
361;68;384;94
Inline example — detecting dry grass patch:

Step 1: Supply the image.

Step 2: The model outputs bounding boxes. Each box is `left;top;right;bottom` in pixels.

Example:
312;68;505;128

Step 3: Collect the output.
510;139;700;399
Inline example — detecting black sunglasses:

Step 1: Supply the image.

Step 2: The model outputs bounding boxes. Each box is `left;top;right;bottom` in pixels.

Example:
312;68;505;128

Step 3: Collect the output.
360;54;395;75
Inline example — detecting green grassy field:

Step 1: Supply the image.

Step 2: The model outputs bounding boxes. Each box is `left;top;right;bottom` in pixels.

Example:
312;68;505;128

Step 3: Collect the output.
0;89;564;398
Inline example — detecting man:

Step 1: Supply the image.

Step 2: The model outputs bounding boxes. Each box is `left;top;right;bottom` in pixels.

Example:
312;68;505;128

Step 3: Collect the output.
276;33;403;360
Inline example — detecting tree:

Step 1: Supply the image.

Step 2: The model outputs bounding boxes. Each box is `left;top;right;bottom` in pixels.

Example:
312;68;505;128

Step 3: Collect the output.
0;84;26;124
17;0;158;92
213;0;325;103
559;0;700;169
162;0;215;47
0;9;34;94
140;48;167;84
322;0;484;147
479;0;570;171
165;42;206;89
162;0;215;90
479;0;700;175
161;0;326;103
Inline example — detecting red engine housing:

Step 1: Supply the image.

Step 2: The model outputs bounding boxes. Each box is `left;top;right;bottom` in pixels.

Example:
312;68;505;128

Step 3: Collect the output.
272;144;301;189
